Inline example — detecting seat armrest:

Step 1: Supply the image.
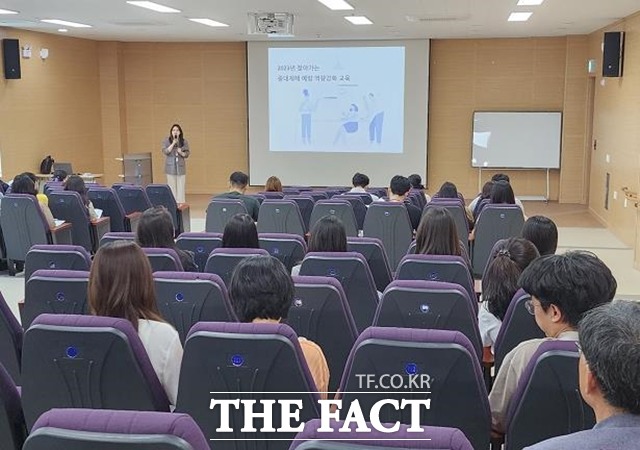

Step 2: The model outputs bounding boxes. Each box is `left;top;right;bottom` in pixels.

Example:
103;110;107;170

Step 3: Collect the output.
48;222;73;245
177;204;191;233
125;211;142;233
90;217;112;253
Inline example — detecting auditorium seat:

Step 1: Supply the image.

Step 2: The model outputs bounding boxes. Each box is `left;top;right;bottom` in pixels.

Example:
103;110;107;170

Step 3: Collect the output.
309;199;359;237
205;199;247;233
176;322;320;450
258;191;285;199
373;280;482;360
0;292;22;385
395;254;475;309
363;202;413;272
22;314;170;430
346;236;393;292
493;290;545;373
153;271;236;344
175;232;224;273
204;247;269;286
339;327;490;450
116;185;153;215
142;247;184;272
503;341;596;450
146;184;191;237
24;244;91;282
290;419;473;450
23;409;208;450
288;276;358;393
0;362;26;450
22;270;90;330
299;252;379;333
335;195;367;230
88;187;141;232
302;191;328;202
284;195;315;230
99;231;136;247
424;200;470;245
257;199;307;237
259;233;307;272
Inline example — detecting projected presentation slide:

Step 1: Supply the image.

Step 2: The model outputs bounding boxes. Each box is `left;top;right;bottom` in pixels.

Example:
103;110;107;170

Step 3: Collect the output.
268;46;406;153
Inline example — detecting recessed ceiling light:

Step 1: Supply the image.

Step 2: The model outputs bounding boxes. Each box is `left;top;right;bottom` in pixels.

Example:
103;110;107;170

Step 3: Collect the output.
189;18;229;28
345;16;373;25
517;0;544;5
508;12;533;22
58;28;68;33
0;8;19;14
126;1;180;13
41;19;92;28
318;0;354;11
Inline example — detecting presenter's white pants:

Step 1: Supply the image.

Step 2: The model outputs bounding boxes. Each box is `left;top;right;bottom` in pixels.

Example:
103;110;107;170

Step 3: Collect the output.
167;174;186;204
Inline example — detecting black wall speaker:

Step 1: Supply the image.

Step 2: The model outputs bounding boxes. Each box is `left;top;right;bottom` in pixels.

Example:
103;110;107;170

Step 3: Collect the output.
602;32;624;78
2;38;21;79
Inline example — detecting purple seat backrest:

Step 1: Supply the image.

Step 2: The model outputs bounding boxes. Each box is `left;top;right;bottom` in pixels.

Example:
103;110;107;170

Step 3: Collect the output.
0;362;25;448
363;202;413;272
142;247;184;271
100;232;136;246
290;418;473;450
25;244;92;281
204;248;270;285
258;232;307;250
346;236;393;292
209;247;270;257
259;191;285;199
0;292;23;385
257;199;306;236
30;408;208;450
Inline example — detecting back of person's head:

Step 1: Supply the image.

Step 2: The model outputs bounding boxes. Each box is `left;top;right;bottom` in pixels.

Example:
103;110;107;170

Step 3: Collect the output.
483;238;540;321
308;215;347;253
389;175;411;197
492;173;510;183
64;175;90;206
578;300;640;414
11;174;37;196
521;215;558;256
229;171;249;189
88;241;162;331
408;174;425;190
136;206;175;249
265;176;282;192
52;169;68;182
438;181;459;199
229;255;294;322
415;206;461;256
222;213;259;249
490;180;515;204
352;172;370;188
480;181;494;199
519;251;617;328
22;172;38;184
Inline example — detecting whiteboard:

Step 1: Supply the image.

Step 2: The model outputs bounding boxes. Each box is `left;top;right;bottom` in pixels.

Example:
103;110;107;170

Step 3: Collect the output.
471;112;562;169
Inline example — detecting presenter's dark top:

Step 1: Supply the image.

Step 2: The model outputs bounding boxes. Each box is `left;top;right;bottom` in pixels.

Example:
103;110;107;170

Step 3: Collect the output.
214;191;260;222
161;137;190;176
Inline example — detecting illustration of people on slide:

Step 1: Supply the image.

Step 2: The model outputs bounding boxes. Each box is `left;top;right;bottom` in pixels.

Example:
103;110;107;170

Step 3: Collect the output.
364;92;385;145
299;89;320;145
333;104;360;146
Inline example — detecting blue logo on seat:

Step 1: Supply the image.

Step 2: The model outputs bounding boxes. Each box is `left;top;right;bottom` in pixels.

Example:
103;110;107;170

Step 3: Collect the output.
384;211;390;217
500;213;506;219
231;354;244;367
327;268;338;277
272;247;280;255
405;363;418;375
294;298;303;307
48;261;56;269
196;246;205;253
420;304;430;313
428;272;439;281
56;292;65;302
66;346;79;359
175;293;184;302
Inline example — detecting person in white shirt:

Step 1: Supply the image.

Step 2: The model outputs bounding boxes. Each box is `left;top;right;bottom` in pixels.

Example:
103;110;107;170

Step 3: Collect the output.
88;240;183;407
469;173;526;215
348;172;379;202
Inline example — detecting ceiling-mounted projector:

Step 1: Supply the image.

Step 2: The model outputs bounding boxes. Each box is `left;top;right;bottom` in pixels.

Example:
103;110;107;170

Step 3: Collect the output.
248;12;294;36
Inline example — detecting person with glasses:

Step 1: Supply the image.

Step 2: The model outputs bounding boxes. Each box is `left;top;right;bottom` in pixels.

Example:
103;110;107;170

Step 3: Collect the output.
524;300;640;449
489;251;617;435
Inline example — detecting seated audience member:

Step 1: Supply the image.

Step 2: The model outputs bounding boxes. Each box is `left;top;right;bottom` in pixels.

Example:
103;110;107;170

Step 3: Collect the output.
469;173;525;214
408;173;431;203
478;238;539;352
521;215;558;256
489;251;617;434
436;181;474;229
230;256;330;398
415;206;464;258
136;206;198;272
387;175;422;231
524;300;640;450
11;173;55;227
88;241;182;406
213;171;260;221
222;213;260;249
22;172;49;206
265;176;283;192
472;181;494;220
349;172;379;202
64;175;99;220
292;214;347;276
490;180;517;205
51;169;68;182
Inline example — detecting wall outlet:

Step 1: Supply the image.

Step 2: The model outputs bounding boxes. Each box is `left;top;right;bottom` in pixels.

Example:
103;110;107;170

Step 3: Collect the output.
613;191;618;200
606;154;611;163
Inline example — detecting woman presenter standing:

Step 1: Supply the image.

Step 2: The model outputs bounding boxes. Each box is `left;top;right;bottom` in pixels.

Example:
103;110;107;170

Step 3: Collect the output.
161;123;190;203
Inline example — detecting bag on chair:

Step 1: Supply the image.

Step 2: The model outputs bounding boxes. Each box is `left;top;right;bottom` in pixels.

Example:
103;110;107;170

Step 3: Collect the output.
40;155;55;174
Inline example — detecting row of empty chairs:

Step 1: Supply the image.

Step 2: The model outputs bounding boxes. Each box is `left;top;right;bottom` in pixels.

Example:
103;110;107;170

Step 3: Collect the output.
0;313;591;450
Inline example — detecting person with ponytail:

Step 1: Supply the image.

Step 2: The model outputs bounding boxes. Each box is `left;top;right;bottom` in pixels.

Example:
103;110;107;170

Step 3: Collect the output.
478;238;539;352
